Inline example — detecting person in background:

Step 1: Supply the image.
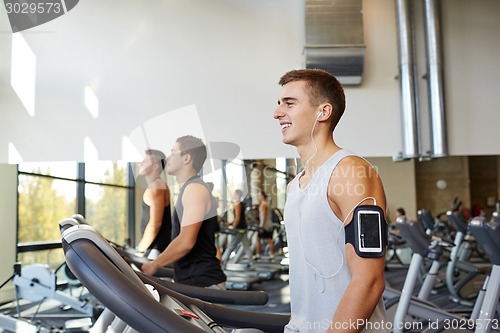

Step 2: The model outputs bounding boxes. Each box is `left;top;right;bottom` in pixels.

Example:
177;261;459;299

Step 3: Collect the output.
135;149;171;259
254;191;275;260
141;136;226;289
220;189;254;267
206;181;223;262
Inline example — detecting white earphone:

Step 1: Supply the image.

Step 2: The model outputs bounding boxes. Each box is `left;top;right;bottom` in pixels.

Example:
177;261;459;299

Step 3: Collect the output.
316;111;324;119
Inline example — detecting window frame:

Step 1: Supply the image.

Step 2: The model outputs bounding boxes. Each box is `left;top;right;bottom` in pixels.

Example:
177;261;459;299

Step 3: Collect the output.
16;162;135;260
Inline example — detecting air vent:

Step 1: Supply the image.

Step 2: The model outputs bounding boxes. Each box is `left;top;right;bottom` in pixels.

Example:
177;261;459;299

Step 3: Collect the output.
305;0;365;85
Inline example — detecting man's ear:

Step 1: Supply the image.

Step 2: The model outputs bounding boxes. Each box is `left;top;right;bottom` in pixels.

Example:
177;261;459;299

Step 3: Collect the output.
318;103;333;121
183;153;192;165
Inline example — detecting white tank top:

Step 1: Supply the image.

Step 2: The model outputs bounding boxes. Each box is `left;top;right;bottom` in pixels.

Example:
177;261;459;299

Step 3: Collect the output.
284;149;388;333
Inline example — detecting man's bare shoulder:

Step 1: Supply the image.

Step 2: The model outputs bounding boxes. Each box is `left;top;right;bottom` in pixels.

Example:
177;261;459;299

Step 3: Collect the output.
182;182;210;201
331;156;380;183
327;155;386;220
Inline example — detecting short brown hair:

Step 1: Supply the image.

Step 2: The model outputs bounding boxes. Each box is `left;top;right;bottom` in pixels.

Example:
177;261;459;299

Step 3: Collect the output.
176;135;207;173
279;69;345;132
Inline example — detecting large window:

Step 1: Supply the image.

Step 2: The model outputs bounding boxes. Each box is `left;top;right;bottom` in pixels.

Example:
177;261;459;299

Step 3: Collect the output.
17;161;133;269
84;161;130;244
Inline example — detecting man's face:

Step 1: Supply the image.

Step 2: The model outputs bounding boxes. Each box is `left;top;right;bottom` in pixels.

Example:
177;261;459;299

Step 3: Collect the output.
273;80;317;146
166;142;183;175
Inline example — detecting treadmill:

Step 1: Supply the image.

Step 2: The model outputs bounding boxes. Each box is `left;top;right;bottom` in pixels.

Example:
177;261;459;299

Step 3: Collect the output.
220;225;280;282
61;216;260;291
244;224;289;272
61;224;289;333
121;248;260;291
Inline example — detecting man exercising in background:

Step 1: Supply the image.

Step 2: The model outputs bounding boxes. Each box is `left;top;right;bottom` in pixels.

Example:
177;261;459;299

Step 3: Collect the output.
135;149;171;259
142;136;226;289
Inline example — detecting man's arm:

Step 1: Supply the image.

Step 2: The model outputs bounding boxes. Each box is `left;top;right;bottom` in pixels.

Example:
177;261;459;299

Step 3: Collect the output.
141;183;209;275
136;188;169;253
327;156;386;333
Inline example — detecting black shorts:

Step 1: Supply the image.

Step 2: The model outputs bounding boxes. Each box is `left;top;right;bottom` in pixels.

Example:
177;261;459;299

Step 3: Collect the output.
258;229;273;239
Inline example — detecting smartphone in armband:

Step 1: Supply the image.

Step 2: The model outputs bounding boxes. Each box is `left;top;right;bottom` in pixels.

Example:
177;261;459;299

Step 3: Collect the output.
345;205;387;258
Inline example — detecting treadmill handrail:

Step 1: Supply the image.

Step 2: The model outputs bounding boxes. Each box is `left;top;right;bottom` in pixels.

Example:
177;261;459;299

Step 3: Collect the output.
58;217;80;233
396;217;431;256
138;272;289;333
469;217;500;265
63;238;207;333
62;226;288;333
117;245;268;305
137;272;269;306
62;224;148;293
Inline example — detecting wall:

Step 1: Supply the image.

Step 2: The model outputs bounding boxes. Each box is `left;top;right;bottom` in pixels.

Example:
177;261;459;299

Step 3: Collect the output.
368;157;417;222
413;155;500;221
0;164;17;301
468;156;498;217
443;0;500;155
0;0;304;162
335;0;401;157
415;156;470;217
1;0;499;162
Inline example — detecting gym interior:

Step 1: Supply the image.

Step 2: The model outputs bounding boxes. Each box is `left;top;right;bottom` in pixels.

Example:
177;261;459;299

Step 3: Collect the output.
0;0;499;332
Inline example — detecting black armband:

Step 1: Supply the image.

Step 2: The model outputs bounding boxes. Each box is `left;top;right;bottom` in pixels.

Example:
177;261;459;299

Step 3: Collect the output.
345;205;388;258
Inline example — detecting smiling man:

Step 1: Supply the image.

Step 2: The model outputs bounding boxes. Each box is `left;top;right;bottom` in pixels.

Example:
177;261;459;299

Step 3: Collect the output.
274;69;388;333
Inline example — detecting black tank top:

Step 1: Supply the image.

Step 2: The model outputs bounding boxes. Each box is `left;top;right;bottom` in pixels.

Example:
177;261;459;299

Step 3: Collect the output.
140;200;172;253
234;201;247;230
171;176;226;287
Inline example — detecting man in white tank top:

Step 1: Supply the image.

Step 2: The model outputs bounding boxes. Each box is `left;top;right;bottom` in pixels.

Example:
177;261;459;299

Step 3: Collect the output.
274;69;388;333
